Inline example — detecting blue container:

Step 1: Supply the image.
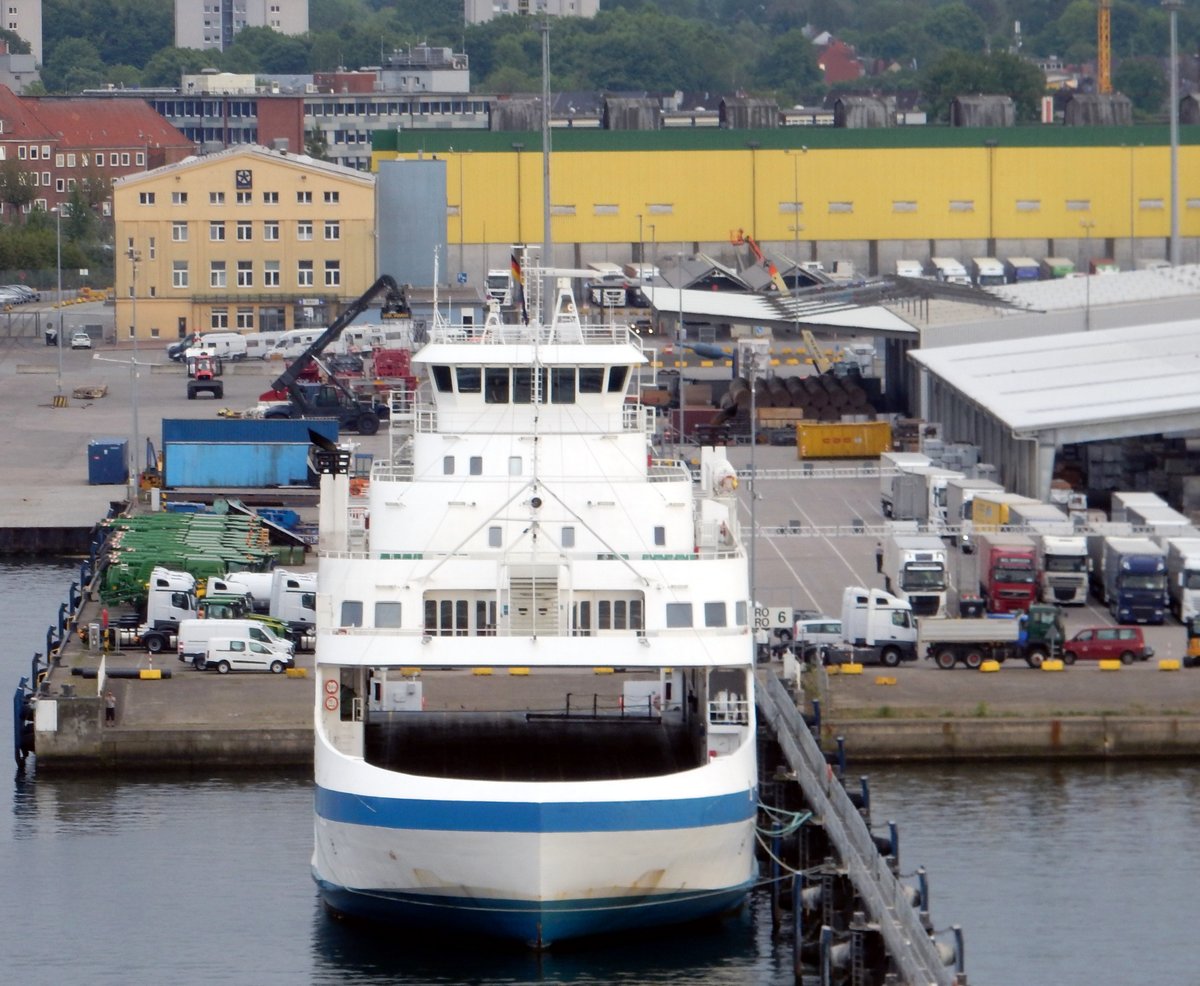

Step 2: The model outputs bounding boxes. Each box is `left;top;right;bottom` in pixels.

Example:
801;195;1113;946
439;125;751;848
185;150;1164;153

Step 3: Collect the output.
87;438;129;486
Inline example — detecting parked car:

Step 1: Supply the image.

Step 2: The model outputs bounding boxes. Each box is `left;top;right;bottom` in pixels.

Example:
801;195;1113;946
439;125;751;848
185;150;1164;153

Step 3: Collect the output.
4;284;38;302
1062;626;1154;665
793;616;843;661
70;331;93;350
0;286;25;306
199;636;294;675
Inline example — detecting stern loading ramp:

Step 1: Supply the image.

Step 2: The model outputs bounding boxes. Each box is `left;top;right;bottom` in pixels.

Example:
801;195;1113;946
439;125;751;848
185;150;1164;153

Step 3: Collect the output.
909;318;1200;502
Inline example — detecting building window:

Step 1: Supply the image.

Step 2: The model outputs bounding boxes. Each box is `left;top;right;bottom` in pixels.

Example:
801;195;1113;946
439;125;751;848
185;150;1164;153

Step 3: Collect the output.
324;260;340;287
297;260;313;287
56;178;65;193
324;220;340;240
138;192;155;204
210;191;225;205
135;152;144;166
237;260;253;287
263;260;280;287
235;191;252;205
148;237;156;259
172;221;188;242
262;191;278;204
210;261;226;288
297;189;312;204
209;221;225;241
236;221;252;241
42;171;50;187
121;153;130;166
236;308;254;329
297;221;312;241
324;190;339;204
55;153;64;167
210;308;228;329
172;261;189;288
263;221;279;241
172;191;188;205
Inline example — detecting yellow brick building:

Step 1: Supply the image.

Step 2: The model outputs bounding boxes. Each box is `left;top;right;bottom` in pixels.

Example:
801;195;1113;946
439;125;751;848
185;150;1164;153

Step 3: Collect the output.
113;145;376;343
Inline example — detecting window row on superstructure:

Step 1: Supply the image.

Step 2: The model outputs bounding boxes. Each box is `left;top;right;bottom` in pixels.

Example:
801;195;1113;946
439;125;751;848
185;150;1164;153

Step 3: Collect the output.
430;364;631;404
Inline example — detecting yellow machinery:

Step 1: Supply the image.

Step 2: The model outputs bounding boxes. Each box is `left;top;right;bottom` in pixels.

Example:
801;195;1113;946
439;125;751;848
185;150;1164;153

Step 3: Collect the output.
1098;0;1112;94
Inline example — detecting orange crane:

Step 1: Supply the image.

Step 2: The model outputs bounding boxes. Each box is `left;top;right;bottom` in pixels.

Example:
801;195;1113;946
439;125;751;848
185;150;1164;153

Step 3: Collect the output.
731;228;790;293
1098;0;1112;94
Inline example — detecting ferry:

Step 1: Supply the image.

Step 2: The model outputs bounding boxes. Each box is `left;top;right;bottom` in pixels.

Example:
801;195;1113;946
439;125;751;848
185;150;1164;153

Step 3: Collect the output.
311;266;759;947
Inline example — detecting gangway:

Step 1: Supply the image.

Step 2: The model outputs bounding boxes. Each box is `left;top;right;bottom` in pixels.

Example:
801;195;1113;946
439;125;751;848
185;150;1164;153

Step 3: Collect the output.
757;669;960;986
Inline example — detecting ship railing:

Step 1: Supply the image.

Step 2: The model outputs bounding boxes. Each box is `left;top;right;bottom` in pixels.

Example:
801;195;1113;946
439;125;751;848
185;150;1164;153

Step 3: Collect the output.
427;322;638;347
708;697;751;725
647;458;691;483
318;622;753;644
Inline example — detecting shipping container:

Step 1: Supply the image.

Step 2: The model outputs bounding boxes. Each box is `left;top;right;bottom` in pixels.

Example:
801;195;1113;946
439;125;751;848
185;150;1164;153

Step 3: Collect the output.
796;420;891;459
162;418;339;488
87;438;129;485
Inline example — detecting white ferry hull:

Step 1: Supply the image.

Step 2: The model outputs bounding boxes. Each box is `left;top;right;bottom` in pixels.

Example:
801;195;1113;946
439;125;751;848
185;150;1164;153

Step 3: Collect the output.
313;751;757;946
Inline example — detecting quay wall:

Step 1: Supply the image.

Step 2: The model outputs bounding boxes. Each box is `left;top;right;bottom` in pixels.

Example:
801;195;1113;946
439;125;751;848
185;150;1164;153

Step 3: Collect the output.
820;715;1200;763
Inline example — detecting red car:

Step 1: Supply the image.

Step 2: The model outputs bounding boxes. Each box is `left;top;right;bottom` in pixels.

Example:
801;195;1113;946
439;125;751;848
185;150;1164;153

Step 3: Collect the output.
1062;626;1154;665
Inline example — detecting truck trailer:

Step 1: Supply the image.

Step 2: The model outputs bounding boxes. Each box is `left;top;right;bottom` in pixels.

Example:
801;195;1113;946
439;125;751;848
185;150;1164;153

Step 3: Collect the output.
881;535;949;617
1089;536;1168;624
976;532;1038;613
1163;537;1200;622
879;451;931;519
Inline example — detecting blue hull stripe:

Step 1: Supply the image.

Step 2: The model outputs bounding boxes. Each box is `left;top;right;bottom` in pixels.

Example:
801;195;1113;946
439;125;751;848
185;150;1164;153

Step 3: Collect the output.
314;873;755;945
315;785;757;833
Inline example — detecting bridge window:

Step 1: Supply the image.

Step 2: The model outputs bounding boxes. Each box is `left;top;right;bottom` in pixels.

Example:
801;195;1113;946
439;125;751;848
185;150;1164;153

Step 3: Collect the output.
705;601;727;627
513;367;546;404
374;602;402;628
550;367;575;404
666;602;693;628
607;366;629;392
340;600;363;627
431;365;452;391
456;366;481;393
485;367;509;403
578;367;603;393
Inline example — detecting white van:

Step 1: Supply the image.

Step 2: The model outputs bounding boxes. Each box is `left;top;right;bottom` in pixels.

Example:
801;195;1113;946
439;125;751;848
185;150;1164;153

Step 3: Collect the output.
201;636;295;674
242;333;280;360
176;618;294;665
267;328;322;360
184;332;249;362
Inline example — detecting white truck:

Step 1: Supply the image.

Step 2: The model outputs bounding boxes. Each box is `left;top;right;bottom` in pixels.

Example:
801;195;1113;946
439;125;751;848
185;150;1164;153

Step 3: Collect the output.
969;257;1007;286
112;566;199;654
929;257;971;285
944;476;1004;551
1125;502;1193;539
485;269;513;306
879;451;930;519
1008;501;1089;606
1109;491;1168;523
916;466;965;526
1163;537;1200;623
831;586;917;667
881;535;949;617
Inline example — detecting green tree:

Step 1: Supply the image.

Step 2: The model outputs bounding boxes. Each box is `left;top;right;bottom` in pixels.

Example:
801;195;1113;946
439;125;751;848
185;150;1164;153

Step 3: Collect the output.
0;157;35;221
41;38;108;93
64;186;98;244
920;2;988;55
141;48;214;88
224;26;312;74
754;29;825;103
305;128;331;161
921;49;1045;123
0;27;31;53
1114;57;1167;116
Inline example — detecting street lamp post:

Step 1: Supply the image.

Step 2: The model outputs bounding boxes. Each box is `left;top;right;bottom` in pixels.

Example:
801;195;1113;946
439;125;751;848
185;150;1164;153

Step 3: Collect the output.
746;141;760;240
637;212;643;268
785;146;807;263
1080;220;1095;331
511;142;525;245
53;206;63;396
1163;0;1182;266
984;139;998;255
128;248;142;499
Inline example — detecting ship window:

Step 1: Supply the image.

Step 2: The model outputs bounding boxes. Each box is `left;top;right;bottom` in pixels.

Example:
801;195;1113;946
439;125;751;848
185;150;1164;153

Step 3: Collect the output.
470;456;482;475
654;526;666;546
456;366;481;393
508;457;521;476
484;368;509;403
607;366;629;392
561;526;575;547
513;367;546;404
374;601;401;627
432;365;452;391
735;600;748;626
476;600;496;635
488;526;502;547
550;367;575;403
340;600;363;627
443;455;454;474
578;367;604;393
705;601;728;627
572;600;591;636
666;602;693;627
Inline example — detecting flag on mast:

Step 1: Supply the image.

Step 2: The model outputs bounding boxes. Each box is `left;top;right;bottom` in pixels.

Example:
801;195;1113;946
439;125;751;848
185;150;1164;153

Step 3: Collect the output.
511;252;528;324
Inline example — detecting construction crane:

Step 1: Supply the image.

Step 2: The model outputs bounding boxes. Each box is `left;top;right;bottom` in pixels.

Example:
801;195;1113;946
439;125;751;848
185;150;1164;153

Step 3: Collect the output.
1098;0;1112;94
731;228;790;293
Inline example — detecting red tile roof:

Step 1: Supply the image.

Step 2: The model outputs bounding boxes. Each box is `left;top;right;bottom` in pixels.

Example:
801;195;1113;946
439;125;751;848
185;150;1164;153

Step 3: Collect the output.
26;95;193;151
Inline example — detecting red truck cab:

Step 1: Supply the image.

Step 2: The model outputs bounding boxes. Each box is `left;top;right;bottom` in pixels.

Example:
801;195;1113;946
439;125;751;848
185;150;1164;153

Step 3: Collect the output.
977;532;1038;614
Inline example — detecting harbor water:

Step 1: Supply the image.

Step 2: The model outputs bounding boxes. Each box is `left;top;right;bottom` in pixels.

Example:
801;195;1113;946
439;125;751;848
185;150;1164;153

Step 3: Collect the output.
3;561;1198;985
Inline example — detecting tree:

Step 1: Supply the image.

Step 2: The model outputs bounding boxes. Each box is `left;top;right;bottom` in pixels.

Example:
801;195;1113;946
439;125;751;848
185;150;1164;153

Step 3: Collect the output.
0;27;31;53
0;157;36;221
754;29;824;103
921;49;1045;123
305;128;331;162
41;38;108;93
141;47;213;88
920;3;988;55
1114;57;1167;116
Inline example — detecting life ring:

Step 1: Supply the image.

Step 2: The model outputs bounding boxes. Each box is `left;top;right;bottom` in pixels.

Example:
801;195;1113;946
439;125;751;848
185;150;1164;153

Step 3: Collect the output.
324;695;339;712
324;678;339;695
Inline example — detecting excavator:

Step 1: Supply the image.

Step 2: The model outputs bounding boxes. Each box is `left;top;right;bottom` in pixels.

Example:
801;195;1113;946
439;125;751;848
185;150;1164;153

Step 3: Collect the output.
731;228;790;293
260;275;411;436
